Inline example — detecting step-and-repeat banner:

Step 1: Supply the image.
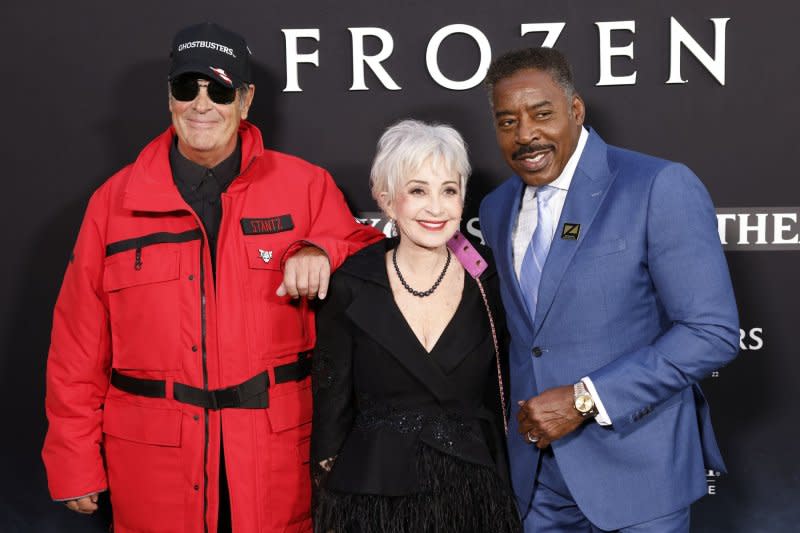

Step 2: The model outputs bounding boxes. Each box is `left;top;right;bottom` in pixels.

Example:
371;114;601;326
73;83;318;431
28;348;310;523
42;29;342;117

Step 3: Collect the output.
2;1;798;531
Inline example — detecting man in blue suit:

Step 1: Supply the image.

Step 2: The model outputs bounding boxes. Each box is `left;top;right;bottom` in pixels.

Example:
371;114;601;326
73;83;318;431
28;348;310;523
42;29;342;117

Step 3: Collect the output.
479;48;739;532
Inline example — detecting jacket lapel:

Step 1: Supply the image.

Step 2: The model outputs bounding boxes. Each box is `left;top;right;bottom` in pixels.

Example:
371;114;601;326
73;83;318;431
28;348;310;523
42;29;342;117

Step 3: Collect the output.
492;177;536;330
534;130;615;335
344;284;459;403
340;241;459;403
433;277;491;375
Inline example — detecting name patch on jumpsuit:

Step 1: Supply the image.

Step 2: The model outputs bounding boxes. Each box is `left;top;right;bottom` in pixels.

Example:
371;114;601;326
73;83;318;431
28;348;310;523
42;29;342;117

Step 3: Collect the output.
240;215;294;235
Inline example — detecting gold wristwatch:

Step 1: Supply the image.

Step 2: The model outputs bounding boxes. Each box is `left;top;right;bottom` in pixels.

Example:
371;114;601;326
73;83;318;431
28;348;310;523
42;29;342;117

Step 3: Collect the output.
574;381;599;418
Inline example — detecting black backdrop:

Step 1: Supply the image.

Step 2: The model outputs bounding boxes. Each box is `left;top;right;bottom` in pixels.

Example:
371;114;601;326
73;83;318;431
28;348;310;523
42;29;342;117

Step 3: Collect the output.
2;1;799;531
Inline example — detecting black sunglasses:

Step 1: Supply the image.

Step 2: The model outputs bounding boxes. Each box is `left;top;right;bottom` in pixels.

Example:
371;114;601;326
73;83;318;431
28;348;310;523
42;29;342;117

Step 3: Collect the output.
170;75;237;105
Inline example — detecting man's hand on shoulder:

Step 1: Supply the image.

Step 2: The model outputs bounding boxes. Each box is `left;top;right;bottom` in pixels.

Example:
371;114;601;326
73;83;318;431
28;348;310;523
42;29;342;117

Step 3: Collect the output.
517;385;585;449
277;245;331;300
64;493;99;514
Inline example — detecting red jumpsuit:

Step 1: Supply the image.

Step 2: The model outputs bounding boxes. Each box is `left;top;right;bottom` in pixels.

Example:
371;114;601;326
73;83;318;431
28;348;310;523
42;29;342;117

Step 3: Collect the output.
42;121;383;532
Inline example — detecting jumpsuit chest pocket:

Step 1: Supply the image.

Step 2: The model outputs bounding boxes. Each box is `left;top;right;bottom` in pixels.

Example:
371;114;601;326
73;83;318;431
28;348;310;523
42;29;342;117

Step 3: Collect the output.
103;246;183;371
244;241;310;358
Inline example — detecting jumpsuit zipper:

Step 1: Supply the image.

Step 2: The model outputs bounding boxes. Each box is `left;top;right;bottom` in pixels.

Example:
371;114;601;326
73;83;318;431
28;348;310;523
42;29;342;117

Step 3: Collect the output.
201;157;255;532
200;236;210;533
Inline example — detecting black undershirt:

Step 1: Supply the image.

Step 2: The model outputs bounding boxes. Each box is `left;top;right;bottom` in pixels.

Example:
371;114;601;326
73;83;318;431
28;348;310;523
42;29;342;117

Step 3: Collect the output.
170;137;241;274
169;138;239;532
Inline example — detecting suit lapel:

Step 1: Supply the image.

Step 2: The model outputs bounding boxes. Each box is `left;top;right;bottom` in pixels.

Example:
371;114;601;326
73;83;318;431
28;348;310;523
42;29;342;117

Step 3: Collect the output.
534;130;615;335
493;177;536;330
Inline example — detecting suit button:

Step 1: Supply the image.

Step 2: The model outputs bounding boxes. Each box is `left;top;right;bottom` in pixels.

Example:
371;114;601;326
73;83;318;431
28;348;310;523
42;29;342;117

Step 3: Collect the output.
532;346;543;357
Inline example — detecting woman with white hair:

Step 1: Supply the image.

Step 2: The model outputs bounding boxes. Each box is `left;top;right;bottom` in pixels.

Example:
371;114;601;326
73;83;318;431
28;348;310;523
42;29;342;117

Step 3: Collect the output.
311;120;520;532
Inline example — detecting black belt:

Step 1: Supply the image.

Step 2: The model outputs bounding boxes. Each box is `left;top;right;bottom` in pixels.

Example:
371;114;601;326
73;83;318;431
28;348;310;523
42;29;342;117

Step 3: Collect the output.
110;352;312;409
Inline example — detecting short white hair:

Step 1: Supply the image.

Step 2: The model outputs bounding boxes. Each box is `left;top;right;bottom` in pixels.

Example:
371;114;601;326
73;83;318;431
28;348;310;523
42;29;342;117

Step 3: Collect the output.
370;120;471;209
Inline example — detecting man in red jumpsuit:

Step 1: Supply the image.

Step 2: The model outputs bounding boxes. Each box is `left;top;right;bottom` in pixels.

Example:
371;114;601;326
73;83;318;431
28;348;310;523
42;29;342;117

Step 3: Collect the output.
42;22;382;533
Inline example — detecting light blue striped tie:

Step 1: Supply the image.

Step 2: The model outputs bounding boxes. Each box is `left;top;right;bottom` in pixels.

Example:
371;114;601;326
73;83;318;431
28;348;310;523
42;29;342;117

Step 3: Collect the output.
520;185;558;316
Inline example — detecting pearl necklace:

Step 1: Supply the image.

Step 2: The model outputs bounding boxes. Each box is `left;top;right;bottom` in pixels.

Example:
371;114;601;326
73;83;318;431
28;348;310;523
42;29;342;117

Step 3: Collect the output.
392;247;451;298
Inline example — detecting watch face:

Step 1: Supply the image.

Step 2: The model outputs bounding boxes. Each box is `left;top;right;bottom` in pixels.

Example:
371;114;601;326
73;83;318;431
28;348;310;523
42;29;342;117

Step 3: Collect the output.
575;394;594;413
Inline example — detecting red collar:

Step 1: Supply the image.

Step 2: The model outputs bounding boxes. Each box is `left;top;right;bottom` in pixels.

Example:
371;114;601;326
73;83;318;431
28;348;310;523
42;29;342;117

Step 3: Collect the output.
122;120;265;212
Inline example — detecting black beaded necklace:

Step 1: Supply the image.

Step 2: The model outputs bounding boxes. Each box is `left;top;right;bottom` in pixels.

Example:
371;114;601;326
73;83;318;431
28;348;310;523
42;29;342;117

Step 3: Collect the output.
392;246;451;298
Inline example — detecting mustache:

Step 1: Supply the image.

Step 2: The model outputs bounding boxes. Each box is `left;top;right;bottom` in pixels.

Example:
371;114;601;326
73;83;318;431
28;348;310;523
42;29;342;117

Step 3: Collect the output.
513;144;553;160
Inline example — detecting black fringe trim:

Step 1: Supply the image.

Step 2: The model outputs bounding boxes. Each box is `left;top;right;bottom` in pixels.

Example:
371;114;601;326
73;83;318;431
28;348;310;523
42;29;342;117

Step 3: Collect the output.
314;445;521;533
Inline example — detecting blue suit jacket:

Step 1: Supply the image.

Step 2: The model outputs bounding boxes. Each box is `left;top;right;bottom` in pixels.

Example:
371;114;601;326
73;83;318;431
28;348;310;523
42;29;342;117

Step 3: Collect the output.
479;130;739;530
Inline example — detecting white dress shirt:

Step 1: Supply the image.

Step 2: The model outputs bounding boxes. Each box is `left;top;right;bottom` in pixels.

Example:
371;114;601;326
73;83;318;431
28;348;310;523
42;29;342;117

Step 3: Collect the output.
511;127;611;426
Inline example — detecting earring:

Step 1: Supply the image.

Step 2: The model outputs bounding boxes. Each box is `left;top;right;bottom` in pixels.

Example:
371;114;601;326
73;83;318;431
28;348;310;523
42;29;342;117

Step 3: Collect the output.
390;218;398;238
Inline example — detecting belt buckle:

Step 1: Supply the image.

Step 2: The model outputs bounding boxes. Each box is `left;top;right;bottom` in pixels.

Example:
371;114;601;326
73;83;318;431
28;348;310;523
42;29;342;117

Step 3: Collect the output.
212;386;241;409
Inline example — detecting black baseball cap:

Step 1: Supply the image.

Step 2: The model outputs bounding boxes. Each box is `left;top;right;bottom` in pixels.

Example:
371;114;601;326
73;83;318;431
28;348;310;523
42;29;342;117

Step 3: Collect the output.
169;22;252;88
